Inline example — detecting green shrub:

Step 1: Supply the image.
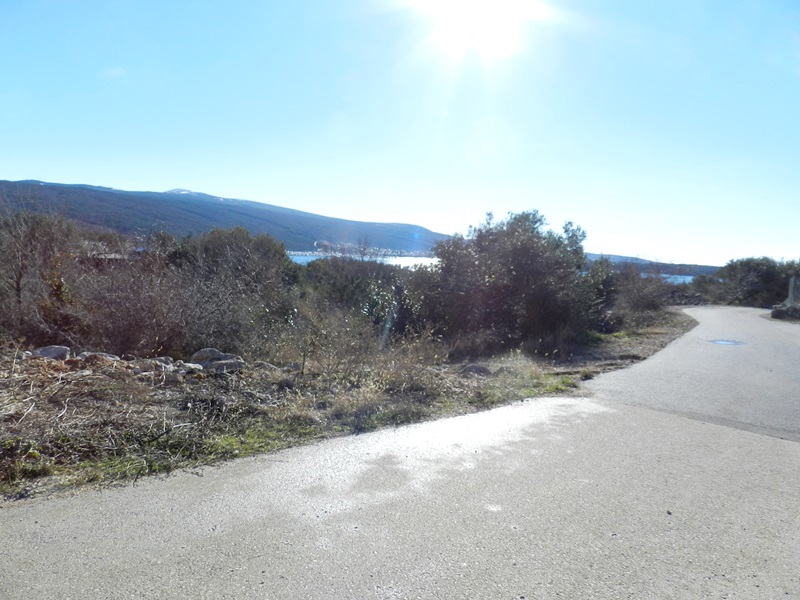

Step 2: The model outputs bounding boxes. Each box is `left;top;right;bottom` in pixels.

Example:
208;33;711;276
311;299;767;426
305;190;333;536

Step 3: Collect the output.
710;257;798;308
409;211;592;357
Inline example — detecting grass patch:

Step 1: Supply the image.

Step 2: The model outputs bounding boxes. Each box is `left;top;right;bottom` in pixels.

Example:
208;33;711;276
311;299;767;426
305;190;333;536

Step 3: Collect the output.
542;375;580;394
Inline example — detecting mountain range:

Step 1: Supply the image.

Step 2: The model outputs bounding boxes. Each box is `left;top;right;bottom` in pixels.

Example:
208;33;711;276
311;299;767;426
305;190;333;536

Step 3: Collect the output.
0;180;447;254
0;179;718;275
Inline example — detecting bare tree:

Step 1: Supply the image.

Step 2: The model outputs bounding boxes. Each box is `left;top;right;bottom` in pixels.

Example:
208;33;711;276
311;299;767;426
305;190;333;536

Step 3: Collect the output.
0;202;76;338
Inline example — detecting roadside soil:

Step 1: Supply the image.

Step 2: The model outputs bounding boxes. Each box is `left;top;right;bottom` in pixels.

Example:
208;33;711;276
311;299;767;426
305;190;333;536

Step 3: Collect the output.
562;307;699;375
1;308;697;503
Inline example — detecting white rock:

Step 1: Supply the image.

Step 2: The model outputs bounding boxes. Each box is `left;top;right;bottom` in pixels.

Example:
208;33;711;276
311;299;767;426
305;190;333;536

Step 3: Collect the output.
32;345;71;360
204;358;247;373
190;348;246;373
190;348;239;363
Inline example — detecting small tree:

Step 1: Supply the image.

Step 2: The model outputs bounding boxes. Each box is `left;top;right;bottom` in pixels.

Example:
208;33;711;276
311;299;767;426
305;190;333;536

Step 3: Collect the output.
0;209;78;342
715;257;786;308
584;257;617;331
417;211;592;357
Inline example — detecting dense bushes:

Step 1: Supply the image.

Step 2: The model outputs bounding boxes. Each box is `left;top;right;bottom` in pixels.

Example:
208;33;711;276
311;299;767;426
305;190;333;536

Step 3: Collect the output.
0;207;689;363
301;256;408;334
690;257;799;308
0;214;298;357
411;212;595;356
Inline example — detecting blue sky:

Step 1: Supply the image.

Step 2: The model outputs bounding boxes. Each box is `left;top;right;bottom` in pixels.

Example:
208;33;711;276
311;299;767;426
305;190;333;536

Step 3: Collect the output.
2;0;798;265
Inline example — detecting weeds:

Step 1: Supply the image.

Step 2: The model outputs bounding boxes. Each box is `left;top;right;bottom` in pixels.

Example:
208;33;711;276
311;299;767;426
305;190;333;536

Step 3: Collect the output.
0;310;695;501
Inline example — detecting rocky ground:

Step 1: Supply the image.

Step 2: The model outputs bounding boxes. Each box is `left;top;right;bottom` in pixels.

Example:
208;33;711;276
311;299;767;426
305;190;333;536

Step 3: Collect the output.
1;308;697;502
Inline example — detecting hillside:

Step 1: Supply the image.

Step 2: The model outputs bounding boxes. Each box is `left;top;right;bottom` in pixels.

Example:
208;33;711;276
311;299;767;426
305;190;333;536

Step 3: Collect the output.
585;253;719;278
0;180;448;253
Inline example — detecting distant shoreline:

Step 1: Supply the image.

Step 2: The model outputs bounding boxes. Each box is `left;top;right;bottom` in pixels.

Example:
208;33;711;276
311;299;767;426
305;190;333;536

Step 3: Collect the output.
288;252;438;268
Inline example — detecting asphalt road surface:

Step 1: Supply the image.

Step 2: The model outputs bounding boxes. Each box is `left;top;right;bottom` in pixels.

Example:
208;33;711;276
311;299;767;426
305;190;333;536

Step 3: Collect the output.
2;306;798;599
587;306;800;442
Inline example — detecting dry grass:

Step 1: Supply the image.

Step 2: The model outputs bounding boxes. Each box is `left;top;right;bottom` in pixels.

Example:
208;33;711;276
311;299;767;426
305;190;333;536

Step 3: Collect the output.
0;309;696;502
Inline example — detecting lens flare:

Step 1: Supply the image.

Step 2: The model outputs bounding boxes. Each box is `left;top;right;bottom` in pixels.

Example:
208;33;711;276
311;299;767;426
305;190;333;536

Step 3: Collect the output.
405;0;557;63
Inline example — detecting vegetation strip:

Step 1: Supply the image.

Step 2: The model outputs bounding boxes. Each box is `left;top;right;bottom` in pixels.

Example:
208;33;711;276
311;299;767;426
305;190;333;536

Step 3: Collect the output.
1;311;695;501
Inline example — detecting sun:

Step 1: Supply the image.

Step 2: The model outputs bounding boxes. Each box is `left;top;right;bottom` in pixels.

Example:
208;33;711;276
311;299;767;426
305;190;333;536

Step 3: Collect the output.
405;0;556;63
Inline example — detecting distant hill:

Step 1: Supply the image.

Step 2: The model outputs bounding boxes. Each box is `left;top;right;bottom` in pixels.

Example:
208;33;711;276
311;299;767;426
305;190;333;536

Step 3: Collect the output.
0;180;721;274
0;180;448;253
586;252;719;278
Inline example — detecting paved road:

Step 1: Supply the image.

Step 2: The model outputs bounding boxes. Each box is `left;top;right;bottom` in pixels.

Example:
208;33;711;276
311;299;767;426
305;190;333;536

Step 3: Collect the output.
1;307;798;599
587;305;800;442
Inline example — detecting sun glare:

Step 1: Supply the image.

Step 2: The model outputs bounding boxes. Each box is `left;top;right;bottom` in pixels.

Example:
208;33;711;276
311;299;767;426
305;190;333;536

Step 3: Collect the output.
405;0;556;63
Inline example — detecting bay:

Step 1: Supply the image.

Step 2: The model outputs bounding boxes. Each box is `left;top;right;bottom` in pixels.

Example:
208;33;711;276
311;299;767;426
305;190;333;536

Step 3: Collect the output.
289;254;437;268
